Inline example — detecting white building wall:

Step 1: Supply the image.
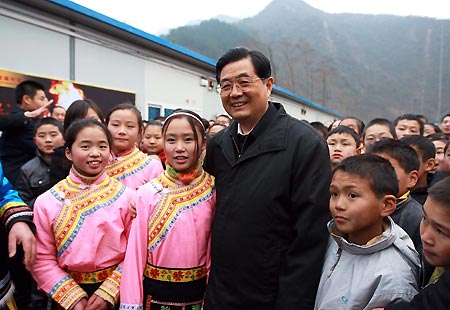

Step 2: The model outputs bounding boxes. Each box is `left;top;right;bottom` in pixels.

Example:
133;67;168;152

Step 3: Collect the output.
0;2;340;123
0;15;70;79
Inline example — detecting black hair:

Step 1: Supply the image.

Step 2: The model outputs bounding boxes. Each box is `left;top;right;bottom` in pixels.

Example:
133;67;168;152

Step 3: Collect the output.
162;109;206;160
366;138;420;173
333;154;399;199
427;133;449;143
326;125;360;146
440;113;450;123
424;123;442;135
144;121;163;132
393;114;424;135
340;116;365;136
363;118;397;140
401;135;436;162
34;117;64;135
216;47;271;83
49;105;66;113
427;177;450;211
15;80;46;105
444;140;450;154
106;102;143;132
310;121;328;138
65;118;112;151
416;114;428;124
64;99;104;131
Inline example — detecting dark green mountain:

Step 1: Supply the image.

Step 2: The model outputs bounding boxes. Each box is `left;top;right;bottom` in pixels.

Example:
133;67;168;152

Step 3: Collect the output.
163;0;450;122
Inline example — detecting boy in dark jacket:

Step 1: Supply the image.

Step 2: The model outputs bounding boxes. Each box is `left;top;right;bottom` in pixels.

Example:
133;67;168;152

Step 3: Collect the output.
400;135;436;205
367;139;423;255
375;177;450;310
16;117;64;209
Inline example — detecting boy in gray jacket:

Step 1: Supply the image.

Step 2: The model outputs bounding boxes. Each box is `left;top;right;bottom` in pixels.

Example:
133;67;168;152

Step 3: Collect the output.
315;154;420;310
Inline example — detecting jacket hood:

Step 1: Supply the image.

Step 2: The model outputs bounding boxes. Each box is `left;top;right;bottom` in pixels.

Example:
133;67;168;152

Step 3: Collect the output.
328;216;420;269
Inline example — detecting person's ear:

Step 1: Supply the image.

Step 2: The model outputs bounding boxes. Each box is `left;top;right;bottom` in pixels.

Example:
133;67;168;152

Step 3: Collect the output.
65;147;73;162
265;77;274;97
424;158;436;173
356;145;363;155
381;195;397;217
407;170;419;189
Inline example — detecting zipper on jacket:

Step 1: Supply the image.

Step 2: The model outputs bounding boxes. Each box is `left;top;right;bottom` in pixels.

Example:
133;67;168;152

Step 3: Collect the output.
327;247;342;278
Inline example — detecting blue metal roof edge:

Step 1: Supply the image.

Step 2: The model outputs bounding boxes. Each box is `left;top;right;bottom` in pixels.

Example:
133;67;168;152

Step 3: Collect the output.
49;0;217;66
49;0;342;119
273;85;343;117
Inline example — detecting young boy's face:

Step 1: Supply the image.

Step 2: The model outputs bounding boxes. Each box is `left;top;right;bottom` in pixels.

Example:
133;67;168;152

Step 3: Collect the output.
363;124;394;148
327;133;359;167
329;170;395;245
374;153;418;197
442;147;450;175
409;146;435;185
34;124;64;157
340;119;360;135
395;119;421;139
421;197;450;267
433;140;446;171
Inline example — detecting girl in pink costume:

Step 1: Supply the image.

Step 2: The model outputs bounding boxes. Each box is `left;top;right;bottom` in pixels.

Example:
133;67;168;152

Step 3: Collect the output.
106;103;163;190
120;110;215;310
32;118;135;310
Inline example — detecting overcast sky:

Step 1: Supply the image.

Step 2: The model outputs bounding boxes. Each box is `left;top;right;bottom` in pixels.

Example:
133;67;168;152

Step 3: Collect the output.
71;0;450;35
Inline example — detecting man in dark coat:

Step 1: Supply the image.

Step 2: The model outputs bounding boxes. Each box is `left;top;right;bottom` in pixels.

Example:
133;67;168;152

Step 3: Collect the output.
0;80;50;186
203;47;331;309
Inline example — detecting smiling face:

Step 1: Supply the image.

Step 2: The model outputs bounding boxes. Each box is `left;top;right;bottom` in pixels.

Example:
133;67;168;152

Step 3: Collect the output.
421;197;450;267
164;117;205;174
107;109;141;155
65;126;110;176
329;170;395;245
219;57;273;134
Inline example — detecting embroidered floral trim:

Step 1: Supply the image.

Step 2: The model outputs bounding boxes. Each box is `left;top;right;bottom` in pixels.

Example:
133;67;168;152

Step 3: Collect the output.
144;264;206;282
67;265;116;284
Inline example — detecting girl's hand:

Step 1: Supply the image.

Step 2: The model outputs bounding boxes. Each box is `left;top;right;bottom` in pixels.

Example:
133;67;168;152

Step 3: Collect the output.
130;199;137;218
71;298;87;310
86;294;110;310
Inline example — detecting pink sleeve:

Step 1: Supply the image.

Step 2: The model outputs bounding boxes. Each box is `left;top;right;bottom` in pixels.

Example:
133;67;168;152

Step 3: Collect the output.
31;193;87;309
145;159;164;181
119;186;153;308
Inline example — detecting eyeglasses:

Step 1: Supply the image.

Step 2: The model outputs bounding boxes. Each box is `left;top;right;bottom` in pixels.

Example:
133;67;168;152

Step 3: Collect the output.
218;77;266;96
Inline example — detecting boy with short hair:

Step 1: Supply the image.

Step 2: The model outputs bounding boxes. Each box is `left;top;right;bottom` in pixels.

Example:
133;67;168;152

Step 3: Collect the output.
401;135;436;205
394;114;424;139
0;80;51;186
315;154;419;309
363;118;397;151
16;117;64;209
339;116;365;136
378;177;450;310
367;139;423;254
326;125;361;169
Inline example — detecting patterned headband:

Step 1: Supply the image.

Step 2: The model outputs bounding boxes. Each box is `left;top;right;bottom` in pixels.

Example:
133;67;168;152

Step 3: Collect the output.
165;112;205;131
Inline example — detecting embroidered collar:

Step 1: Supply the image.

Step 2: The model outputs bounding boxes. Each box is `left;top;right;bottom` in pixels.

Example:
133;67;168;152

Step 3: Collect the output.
70;166;105;186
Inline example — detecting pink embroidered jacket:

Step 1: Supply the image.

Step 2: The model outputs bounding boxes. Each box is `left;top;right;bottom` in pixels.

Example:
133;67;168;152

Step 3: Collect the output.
31;170;135;309
119;170;215;309
106;147;163;190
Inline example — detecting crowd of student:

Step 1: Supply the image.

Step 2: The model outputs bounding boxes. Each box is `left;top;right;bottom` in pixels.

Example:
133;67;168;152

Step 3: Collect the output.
0;46;450;310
